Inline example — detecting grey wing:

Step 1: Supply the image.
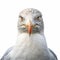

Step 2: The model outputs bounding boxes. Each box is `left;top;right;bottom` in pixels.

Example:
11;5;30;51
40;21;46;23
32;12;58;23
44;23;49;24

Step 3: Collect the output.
49;49;58;60
1;47;13;60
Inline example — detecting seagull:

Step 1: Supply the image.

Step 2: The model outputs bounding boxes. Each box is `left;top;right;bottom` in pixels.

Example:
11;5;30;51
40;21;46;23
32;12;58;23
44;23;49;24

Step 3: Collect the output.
1;8;58;60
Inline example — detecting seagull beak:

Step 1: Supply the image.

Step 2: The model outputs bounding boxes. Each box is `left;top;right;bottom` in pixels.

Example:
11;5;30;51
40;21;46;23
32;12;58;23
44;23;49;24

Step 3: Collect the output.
26;21;32;35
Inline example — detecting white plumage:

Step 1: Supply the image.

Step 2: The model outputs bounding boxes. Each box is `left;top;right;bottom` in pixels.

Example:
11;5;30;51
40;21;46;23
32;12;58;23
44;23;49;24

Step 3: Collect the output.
1;8;57;60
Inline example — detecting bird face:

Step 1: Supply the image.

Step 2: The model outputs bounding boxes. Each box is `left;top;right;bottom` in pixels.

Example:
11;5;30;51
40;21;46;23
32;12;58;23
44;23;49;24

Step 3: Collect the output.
18;8;44;35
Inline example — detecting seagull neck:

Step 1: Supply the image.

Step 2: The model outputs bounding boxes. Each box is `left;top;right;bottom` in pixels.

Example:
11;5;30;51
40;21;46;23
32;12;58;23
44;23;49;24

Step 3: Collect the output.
15;33;47;48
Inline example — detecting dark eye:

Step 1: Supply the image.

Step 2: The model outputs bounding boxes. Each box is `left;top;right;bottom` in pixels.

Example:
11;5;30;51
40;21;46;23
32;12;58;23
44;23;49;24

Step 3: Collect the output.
19;16;25;22
36;16;40;20
35;16;42;20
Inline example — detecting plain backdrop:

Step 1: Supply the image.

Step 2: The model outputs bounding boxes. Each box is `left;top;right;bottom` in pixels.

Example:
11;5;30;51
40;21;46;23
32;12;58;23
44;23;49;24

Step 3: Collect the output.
0;0;60;60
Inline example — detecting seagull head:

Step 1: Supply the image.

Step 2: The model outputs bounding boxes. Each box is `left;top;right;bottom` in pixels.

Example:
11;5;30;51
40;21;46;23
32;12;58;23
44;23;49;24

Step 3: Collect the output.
18;8;44;35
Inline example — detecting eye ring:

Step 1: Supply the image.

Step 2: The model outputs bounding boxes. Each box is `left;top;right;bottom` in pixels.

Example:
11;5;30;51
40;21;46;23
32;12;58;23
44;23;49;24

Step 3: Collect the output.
19;16;25;22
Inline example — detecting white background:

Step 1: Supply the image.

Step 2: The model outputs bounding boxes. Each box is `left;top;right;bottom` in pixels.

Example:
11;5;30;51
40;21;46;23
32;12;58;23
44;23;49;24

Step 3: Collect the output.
0;0;60;60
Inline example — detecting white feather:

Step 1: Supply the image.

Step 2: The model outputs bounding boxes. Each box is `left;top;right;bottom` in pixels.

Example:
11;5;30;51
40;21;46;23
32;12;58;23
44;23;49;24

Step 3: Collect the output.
8;33;48;60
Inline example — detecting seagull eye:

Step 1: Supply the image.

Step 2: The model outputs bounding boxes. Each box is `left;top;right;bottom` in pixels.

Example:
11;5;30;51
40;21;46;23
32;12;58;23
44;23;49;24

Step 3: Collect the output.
35;16;41;21
36;16;40;20
19;16;25;22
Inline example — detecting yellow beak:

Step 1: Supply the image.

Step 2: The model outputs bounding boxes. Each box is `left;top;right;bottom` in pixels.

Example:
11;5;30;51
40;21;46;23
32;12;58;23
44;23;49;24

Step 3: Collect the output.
26;21;32;34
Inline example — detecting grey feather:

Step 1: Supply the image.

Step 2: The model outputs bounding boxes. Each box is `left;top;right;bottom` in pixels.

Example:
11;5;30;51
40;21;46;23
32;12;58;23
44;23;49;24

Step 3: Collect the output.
1;47;58;60
1;47;13;60
49;49;58;60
